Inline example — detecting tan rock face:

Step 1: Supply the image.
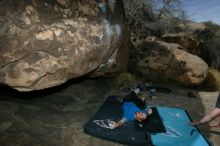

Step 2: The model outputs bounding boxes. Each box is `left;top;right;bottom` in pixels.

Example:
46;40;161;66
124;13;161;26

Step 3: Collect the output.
133;41;208;85
161;33;203;55
0;0;128;91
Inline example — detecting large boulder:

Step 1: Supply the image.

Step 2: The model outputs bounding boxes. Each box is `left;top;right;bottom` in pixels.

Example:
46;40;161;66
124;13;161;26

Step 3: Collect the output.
132;41;208;85
88;43;129;77
0;0;128;91
161;33;203;55
89;2;130;77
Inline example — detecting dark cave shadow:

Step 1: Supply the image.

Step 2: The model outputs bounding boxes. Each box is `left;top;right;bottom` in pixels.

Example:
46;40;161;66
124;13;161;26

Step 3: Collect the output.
0;76;92;100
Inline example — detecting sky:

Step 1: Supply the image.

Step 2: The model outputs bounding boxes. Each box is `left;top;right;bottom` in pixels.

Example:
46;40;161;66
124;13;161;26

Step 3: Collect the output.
182;0;220;24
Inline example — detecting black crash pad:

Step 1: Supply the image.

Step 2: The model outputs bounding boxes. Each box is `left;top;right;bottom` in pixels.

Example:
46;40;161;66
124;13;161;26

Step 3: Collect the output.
84;96;166;146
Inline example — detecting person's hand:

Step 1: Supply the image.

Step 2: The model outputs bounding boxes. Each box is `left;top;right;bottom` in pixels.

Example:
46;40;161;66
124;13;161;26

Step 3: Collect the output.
109;121;117;129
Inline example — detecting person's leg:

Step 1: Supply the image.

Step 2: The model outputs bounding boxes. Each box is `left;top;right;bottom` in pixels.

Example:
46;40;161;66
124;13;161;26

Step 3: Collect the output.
122;91;136;103
122;89;146;109
121;91;144;106
210;108;220;127
190;108;220;126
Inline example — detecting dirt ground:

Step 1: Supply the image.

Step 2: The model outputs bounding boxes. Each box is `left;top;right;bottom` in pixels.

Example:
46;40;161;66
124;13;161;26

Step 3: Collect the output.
0;79;219;146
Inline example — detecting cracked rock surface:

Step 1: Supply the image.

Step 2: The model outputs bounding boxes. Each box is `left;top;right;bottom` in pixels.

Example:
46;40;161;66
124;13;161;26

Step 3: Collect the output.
0;0;128;91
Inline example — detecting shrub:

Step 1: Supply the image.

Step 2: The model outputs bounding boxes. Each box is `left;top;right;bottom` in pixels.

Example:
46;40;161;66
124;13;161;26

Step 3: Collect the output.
203;21;220;34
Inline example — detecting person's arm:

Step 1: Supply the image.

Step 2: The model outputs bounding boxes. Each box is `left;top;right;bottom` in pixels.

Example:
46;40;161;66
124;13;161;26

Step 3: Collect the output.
110;118;127;129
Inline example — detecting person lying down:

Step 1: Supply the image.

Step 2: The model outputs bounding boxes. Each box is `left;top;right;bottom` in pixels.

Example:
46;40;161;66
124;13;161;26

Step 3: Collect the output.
110;88;153;129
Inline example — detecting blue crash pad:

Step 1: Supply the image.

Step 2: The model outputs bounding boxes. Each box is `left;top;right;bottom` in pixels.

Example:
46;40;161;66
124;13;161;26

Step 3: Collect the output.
151;107;212;146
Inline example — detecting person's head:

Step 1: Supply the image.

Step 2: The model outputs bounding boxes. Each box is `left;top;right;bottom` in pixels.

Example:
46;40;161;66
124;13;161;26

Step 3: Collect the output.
135;111;147;121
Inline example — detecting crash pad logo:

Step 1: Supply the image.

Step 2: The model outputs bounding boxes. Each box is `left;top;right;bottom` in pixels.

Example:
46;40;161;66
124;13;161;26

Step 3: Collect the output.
93;119;115;129
163;126;182;137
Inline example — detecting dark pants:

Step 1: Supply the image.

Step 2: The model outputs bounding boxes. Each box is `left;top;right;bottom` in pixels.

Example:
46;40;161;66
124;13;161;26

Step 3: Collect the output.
122;91;146;110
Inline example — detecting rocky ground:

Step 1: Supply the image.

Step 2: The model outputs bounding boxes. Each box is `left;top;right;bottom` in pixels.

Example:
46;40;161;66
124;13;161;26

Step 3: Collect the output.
0;78;219;146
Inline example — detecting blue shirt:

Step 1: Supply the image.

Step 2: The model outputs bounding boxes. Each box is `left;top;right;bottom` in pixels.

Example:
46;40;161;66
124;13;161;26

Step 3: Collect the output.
121;102;145;122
